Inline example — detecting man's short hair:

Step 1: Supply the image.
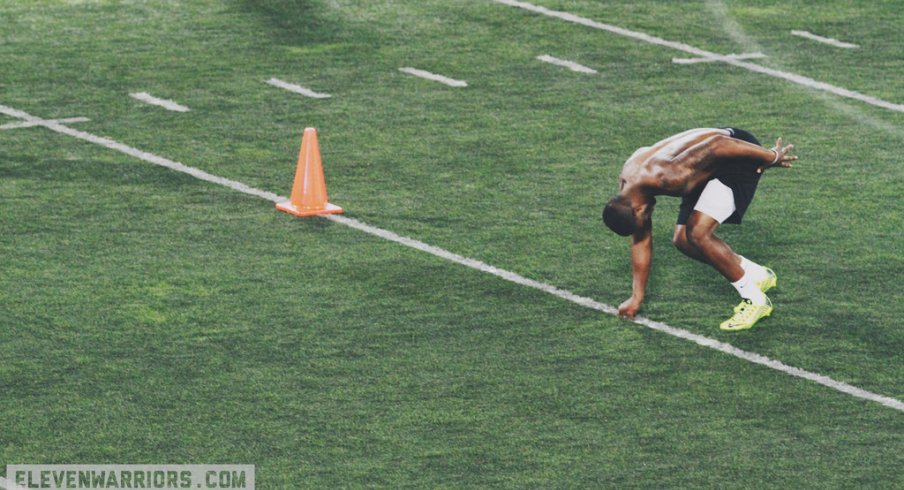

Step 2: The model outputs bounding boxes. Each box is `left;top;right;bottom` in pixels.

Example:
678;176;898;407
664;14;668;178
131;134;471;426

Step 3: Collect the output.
602;195;636;236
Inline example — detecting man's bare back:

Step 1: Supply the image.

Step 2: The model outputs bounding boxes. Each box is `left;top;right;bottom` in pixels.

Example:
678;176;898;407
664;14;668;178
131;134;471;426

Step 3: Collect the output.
619;128;734;197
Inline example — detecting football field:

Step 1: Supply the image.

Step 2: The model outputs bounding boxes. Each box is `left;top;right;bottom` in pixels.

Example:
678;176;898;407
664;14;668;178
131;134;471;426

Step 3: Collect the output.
2;0;903;487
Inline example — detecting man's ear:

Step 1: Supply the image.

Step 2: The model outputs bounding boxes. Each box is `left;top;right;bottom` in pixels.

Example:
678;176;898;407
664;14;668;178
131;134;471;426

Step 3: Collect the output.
634;200;653;219
633;201;654;229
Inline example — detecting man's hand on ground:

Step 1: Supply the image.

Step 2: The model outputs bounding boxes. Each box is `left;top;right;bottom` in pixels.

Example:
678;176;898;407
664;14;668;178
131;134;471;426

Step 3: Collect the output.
618;296;643;319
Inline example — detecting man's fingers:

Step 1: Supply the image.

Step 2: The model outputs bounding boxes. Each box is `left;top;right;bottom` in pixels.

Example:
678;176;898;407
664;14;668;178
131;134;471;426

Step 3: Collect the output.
776;142;795;164
765;137;796;170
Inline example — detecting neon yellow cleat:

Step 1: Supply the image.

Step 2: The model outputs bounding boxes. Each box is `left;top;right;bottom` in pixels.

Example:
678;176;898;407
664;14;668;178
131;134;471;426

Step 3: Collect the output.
720;297;773;331
757;267;777;293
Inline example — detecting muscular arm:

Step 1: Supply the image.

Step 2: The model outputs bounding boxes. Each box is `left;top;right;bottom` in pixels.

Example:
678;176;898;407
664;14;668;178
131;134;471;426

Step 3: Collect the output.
618;220;652;319
711;135;797;172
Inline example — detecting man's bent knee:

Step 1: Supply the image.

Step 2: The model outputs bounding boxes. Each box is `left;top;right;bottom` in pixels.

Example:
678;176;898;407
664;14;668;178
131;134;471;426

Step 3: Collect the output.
673;226;694;252
685;212;719;247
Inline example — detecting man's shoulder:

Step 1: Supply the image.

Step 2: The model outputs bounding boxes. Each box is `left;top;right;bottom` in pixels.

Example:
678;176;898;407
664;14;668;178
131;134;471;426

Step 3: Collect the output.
627;145;651;161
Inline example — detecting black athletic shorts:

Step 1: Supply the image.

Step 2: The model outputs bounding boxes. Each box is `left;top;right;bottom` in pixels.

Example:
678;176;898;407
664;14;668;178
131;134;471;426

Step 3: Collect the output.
677;127;763;225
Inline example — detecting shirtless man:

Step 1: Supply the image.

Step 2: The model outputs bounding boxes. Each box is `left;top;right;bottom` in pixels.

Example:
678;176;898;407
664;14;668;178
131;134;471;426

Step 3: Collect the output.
602;128;796;330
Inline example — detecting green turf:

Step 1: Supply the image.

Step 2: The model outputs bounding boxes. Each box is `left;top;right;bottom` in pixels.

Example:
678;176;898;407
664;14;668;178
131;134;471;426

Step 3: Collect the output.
2;0;903;487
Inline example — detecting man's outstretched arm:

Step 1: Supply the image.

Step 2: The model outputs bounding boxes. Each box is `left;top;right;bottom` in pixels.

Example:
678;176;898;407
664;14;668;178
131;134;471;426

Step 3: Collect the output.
711;135;797;173
618;222;652;319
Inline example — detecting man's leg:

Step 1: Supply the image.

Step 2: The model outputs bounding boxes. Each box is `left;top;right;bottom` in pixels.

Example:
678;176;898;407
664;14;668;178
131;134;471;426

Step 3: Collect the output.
686;211;772;331
673;223;742;266
686;211;772;330
673;223;764;291
684;178;777;330
684;179;775;295
684;212;744;282
676;222;776;295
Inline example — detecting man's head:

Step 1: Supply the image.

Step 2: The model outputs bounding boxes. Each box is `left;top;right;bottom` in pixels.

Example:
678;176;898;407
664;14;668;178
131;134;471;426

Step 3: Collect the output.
602;194;637;236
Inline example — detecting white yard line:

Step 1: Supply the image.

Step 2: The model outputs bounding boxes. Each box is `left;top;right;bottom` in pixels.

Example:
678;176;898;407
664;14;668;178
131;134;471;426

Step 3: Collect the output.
791;30;859;49
0;104;280;202
129;92;190;112
398;67;468;87
536;54;597;74
1;100;901;415
329;213;904;415
672;52;765;64
493;0;904;113
265;78;332;99
0;116;89;130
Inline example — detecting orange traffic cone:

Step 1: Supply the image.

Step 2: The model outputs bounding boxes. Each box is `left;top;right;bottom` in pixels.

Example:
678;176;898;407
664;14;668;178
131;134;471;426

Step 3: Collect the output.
276;127;343;217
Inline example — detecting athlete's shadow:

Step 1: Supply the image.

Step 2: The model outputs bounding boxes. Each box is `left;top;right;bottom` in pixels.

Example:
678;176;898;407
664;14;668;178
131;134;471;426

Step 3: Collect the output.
234;0;380;47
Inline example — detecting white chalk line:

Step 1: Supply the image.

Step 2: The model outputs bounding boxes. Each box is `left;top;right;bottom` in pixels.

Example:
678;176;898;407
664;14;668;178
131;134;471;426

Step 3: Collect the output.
1;101;901;414
0;116;89;130
791;30;859;49
329;213;904;414
706;0;904;143
265;78;332;99
492;0;904;113
398;67;468;87
537;54;597;74
0;104;281;203
129;92;190;112
672;52;765;65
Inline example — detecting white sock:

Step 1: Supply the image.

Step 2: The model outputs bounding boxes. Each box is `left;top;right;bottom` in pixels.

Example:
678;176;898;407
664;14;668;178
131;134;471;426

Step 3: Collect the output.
732;272;767;306
739;255;769;283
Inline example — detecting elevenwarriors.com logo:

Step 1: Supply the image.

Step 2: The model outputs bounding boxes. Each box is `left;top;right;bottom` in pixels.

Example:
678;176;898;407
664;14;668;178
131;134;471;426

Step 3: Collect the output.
4;465;254;490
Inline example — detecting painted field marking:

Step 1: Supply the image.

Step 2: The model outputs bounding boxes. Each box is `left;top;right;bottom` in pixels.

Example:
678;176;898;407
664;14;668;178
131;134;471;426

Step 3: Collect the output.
398;67;468;87
129;92;190;112
0;116;89;130
672;52;765;65
537;54;597;74
1;101;901;415
265;78;332;99
0;103;280;202
492;0;904;113
791;30;859;49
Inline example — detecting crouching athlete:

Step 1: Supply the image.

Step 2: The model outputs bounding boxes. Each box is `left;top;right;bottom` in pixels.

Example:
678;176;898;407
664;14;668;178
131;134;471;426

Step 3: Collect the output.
602;128;796;330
